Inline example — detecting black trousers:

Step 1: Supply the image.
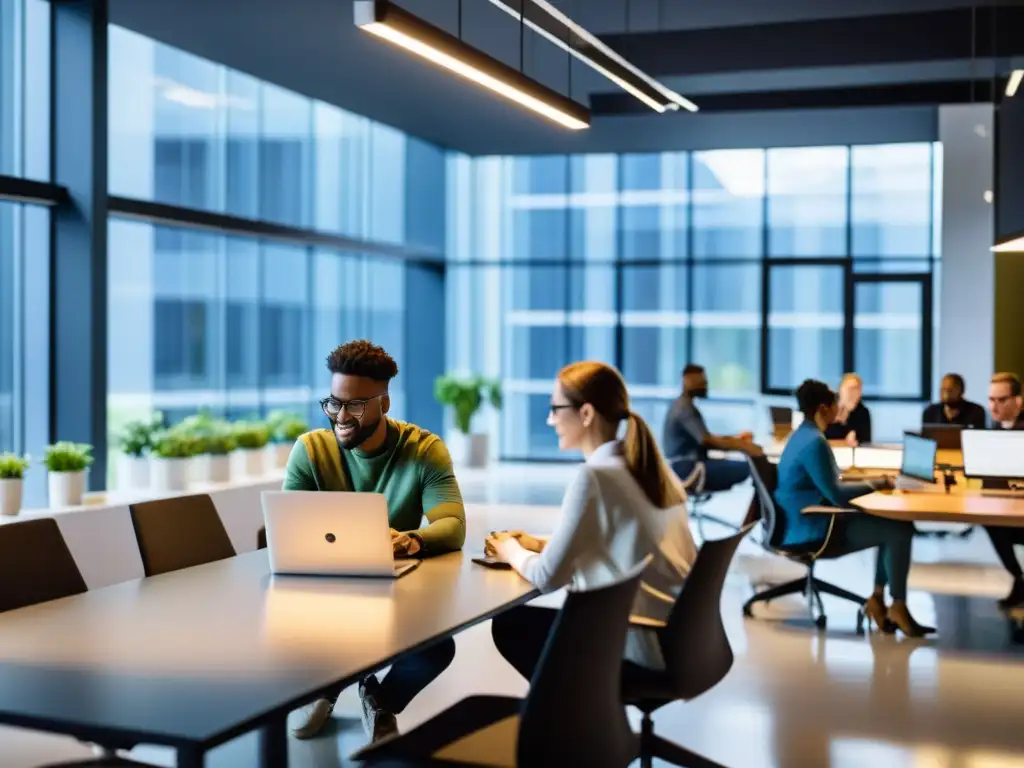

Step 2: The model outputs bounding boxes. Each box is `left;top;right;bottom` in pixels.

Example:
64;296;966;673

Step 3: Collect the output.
985;526;1024;580
331;637;456;714
491;605;647;684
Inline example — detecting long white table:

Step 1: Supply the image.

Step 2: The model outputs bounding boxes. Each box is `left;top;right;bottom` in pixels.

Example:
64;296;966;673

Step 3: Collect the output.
0;550;537;767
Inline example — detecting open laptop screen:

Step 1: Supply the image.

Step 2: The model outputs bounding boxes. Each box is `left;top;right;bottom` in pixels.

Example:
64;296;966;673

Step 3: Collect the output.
901;432;937;483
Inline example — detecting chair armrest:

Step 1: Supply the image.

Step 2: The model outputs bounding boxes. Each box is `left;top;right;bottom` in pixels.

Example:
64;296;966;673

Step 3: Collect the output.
629;615;667;629
801;505;859;515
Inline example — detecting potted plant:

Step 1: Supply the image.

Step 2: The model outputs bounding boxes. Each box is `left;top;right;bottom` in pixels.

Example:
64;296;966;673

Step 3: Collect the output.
266;411;308;470
434;374;502;468
193;419;235;485
115;412;163;491
149;427;201;492
0;453;30;516
43;442;93;508
231;420;271;478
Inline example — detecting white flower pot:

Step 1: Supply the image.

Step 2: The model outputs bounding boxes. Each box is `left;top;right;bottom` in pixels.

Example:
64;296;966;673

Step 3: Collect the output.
232;448;265;479
116;454;150;491
150;457;190;492
451;432;489;468
194;454;231;485
0;478;23;516
48;470;87;508
268;442;293;471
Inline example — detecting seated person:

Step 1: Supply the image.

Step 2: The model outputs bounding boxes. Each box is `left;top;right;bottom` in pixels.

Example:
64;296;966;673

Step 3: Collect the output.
487;360;697;675
663;363;762;493
988;371;1024;430
285;340;466;742
776;379;932;637
922;373;987;429
824;373;871;446
983;372;1024;608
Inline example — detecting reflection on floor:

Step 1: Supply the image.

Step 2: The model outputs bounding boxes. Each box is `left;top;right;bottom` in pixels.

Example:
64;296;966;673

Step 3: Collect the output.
6;463;1024;767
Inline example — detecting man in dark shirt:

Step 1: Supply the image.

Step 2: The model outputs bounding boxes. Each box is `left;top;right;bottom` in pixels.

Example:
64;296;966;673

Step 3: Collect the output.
663;364;762;493
989;372;1024;430
922;373;987;429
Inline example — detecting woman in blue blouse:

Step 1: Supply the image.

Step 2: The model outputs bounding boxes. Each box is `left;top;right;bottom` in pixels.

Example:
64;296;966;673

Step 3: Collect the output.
776;379;933;637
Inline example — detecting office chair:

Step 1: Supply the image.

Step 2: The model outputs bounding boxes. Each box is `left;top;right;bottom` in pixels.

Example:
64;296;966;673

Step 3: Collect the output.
674;461;740;539
0;518;87;613
744;455;866;632
352;569;645;766
129;494;236;577
622;524;751;768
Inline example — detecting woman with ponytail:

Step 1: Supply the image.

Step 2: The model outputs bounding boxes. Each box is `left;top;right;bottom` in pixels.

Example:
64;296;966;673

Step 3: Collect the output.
486;361;697;672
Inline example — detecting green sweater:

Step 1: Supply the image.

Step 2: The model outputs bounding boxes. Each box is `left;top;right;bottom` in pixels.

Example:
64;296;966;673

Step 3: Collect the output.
282;419;466;554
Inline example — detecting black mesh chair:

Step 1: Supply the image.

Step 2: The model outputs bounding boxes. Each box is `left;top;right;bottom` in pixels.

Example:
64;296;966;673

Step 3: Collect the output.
129;494;236;577
352;568;645;766
623;524;751;768
0;518;86;613
743;455;865;631
673;461;740;539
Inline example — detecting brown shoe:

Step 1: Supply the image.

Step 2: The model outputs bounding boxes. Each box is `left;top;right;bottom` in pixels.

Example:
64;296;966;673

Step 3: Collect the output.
863;594;895;633
887;603;935;638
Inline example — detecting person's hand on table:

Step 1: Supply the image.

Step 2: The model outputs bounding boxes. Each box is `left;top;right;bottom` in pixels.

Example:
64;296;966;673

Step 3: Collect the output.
872;475;895;491
391;529;422;557
745;441;765;457
844;431;859;447
736;431;754;442
484;531;527;564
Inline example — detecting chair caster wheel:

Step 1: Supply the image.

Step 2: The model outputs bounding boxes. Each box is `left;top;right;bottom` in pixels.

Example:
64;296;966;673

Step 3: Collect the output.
815;615;827;630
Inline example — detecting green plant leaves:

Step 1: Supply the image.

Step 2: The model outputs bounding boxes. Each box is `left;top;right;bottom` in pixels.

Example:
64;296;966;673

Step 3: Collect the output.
433;375;503;435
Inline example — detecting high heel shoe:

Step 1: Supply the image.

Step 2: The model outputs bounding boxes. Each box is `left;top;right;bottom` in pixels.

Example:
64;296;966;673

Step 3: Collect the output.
886;602;935;638
863;594;895;633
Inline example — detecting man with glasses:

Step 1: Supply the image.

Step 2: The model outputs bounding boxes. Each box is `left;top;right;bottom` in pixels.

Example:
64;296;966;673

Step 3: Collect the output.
285;340;466;743
989;372;1024;430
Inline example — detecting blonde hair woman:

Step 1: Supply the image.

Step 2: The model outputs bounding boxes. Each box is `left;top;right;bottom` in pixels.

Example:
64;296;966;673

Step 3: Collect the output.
487;361;697;674
825;372;872;446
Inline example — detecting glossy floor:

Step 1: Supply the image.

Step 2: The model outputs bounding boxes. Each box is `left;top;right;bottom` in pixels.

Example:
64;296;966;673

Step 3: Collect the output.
7;465;1024;767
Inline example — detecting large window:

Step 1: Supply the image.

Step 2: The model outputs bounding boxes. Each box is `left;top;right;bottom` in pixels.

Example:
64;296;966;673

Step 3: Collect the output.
449;143;941;458
0;0;49;180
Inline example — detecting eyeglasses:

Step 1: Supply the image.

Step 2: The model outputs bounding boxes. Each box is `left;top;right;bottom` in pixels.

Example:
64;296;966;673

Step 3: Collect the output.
549;403;576;418
320;394;385;419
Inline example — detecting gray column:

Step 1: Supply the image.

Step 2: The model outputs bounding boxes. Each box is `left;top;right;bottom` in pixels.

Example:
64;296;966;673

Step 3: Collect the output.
937;104;994;400
51;0;109;489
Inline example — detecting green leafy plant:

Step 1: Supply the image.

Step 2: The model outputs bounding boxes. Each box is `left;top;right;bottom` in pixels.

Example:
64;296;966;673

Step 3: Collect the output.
434;375;503;435
118;412;164;457
43;442;94;473
232;420;271;449
177;413;235;455
150;428;203;460
277;415;308;443
0;453;30;480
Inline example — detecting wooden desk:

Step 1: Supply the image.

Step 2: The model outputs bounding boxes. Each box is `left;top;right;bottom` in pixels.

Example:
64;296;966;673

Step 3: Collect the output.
0;551;537;767
853;486;1024;527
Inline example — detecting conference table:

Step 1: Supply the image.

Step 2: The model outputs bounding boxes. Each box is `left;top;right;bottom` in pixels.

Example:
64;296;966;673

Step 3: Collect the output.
0;550;537;767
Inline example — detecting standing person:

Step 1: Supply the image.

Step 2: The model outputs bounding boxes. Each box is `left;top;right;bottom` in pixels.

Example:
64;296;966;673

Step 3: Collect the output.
663;363;761;492
988;372;1024;430
825;373;872;446
487;360;697;676
922;373;987;429
285;340;466;743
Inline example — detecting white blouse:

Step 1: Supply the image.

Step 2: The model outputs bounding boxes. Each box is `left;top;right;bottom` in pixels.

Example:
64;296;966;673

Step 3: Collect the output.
504;440;697;669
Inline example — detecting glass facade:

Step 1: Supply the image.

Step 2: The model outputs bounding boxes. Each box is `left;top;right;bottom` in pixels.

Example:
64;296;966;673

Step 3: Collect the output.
448;144;941;458
0;0;49;180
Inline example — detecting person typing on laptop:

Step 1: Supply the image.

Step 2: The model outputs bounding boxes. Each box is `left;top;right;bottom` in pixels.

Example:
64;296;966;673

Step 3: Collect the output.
285;340;465;743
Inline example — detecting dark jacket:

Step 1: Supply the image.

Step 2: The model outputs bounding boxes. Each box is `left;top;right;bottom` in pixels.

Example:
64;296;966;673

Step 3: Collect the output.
824;402;872;444
922;400;987;429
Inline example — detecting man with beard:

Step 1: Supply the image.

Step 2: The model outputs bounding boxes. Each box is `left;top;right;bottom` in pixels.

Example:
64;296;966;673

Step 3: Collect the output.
663;363;762;493
922;373;987;429
284;340;465;743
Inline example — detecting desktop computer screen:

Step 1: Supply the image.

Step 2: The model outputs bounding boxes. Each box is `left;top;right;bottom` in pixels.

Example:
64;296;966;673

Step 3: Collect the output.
900;433;937;483
962;430;1024;479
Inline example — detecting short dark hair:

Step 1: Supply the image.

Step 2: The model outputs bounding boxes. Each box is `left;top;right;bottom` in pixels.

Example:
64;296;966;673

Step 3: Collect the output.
993;371;1022;397
943;373;966;392
682;363;705;377
796;379;836;420
326;340;398;383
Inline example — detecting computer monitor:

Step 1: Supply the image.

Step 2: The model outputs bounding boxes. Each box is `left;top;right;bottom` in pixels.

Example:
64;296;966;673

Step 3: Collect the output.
921;423;965;451
769;406;793;426
900;432;937;484
962;430;1024;480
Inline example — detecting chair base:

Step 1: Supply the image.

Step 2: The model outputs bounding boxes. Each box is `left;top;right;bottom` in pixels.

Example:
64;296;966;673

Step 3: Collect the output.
638;714;728;768
742;571;865;633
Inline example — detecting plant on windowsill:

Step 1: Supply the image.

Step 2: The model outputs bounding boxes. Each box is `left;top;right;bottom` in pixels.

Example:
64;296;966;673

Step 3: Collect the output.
266;411;309;470
43;442;94;508
231;420;272;479
150;427;202;493
433;374;503;468
115;411;163;492
0;453;30;517
187;417;236;485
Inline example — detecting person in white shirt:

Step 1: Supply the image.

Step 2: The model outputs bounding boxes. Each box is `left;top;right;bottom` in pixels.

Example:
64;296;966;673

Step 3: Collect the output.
487;360;698;675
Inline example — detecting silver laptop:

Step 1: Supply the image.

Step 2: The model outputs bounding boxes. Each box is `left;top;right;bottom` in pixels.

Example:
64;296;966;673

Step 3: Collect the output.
261;491;419;578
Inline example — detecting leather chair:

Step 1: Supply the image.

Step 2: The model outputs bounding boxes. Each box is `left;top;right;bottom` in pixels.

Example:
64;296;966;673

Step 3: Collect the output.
129;494;235;577
0;518;86;613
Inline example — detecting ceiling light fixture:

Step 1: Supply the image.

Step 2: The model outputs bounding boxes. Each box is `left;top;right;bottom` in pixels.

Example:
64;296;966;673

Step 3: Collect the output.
354;0;589;130
1007;69;1024;98
485;0;698;113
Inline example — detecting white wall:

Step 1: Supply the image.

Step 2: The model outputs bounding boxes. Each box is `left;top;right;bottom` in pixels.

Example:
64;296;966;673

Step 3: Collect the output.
938;104;994;401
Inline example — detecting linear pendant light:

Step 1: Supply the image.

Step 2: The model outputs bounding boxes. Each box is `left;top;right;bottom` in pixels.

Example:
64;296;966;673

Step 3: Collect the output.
354;0;590;130
1008;69;1024;98
992;233;1024;253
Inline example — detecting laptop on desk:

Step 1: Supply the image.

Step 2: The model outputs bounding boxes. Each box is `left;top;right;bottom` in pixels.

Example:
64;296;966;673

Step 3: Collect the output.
921;423;965;451
893;432;938;489
261;491;420;578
